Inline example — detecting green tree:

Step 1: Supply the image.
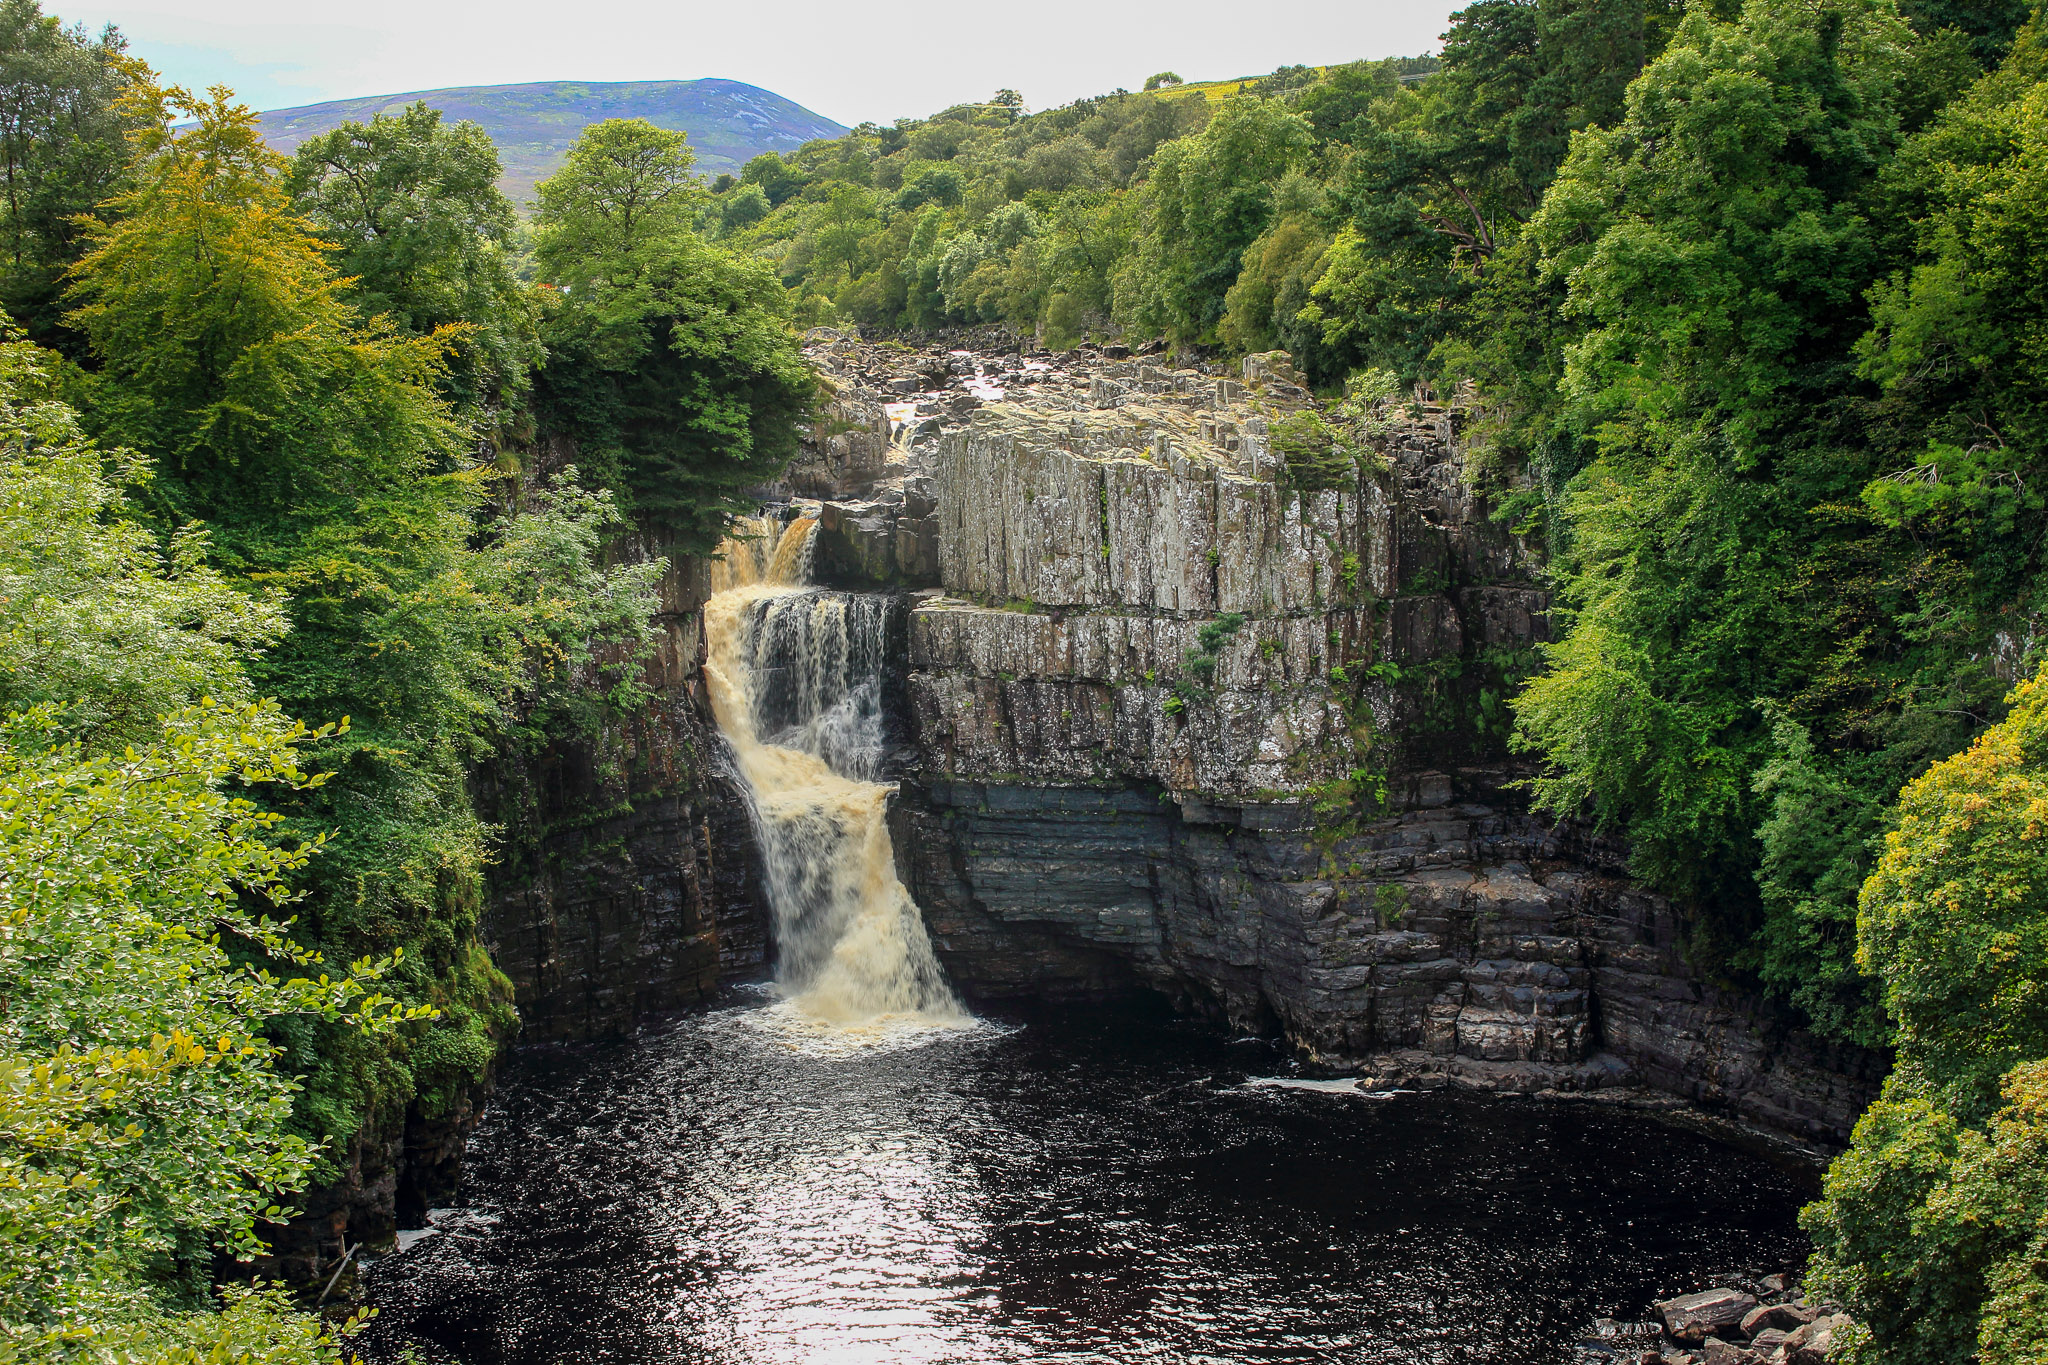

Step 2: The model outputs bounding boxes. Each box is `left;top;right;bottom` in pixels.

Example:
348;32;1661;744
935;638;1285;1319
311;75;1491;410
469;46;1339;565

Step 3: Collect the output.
65;83;461;536
739;149;806;207
533;231;814;549
534;118;702;278
1804;663;2048;1365
285;100;538;416
1129;95;1314;343
534;119;814;550
1220;207;1337;377
0;0;142;347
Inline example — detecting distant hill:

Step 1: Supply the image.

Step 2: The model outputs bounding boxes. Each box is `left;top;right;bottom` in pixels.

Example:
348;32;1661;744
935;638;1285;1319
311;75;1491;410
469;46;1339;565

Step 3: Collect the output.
257;78;849;203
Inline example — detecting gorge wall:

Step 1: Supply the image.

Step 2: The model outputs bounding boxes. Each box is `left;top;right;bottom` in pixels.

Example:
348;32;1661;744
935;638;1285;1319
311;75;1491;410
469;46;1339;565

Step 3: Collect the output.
477;545;768;1043
400;328;1887;1280
263;530;777;1292
800;332;1888;1147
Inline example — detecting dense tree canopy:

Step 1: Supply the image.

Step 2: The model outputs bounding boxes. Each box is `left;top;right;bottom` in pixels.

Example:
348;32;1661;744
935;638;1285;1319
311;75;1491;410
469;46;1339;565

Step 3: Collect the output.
0;328;424;1362
533;119;813;550
0;0;139;344
0;47;679;1355
1804;663;2048;1365
286;100;537;416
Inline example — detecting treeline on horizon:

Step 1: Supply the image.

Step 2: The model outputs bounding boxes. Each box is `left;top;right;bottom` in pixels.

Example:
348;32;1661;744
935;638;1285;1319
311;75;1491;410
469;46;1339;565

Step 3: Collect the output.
1;0;2047;1361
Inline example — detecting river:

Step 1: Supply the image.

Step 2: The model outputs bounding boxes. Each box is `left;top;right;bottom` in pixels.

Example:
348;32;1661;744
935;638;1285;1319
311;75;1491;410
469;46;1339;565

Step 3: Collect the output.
358;994;1808;1364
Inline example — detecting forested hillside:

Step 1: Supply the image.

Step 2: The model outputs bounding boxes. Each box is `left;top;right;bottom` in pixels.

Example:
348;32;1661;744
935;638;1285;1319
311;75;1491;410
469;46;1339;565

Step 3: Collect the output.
3;0;2048;1360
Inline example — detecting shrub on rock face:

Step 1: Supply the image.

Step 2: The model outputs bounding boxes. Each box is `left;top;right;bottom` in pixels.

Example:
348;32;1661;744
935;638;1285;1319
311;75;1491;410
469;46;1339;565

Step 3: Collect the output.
1268;409;1357;491
1805;662;2048;1365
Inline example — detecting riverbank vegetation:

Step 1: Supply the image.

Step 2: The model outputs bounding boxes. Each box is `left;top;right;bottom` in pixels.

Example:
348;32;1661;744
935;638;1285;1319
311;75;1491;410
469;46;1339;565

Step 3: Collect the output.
0;1;807;1357
2;0;2046;1358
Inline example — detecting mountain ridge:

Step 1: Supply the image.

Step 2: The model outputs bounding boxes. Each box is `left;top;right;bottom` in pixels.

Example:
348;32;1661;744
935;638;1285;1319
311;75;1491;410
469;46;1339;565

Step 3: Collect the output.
257;77;849;202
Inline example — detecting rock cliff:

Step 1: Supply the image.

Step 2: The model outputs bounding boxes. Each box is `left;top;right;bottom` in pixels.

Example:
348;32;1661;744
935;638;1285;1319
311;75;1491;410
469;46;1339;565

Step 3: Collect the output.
802;332;1885;1146
477;546;769;1042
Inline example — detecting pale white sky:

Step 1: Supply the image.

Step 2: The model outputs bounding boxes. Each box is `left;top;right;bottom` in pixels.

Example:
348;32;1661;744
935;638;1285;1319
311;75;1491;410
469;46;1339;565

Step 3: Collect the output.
62;1;1461;126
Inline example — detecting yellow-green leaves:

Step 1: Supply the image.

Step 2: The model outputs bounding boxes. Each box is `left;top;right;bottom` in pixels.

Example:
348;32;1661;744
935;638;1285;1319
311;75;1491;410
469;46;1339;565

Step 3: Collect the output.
1858;662;2048;1119
0;699;420;1362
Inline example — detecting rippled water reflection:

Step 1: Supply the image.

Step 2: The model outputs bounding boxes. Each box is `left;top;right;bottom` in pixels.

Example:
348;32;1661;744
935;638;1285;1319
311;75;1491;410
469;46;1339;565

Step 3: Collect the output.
361;994;1811;1364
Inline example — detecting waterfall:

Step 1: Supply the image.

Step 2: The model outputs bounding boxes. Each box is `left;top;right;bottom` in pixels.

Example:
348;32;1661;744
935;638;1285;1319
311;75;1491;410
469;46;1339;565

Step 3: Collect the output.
703;515;968;1042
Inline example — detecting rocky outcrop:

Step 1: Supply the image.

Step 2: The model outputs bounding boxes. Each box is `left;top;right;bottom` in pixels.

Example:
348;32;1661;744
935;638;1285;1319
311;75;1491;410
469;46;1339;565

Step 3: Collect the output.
797;332;1884;1146
477;549;768;1042
1631;1274;1853;1365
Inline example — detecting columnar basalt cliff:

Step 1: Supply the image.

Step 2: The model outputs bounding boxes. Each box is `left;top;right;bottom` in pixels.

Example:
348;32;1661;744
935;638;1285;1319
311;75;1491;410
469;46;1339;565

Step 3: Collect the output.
799;332;1886;1146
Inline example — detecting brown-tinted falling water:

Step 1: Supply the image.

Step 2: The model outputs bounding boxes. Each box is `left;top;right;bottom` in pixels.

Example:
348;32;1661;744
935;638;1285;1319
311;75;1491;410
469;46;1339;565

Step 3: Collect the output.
358;516;1811;1364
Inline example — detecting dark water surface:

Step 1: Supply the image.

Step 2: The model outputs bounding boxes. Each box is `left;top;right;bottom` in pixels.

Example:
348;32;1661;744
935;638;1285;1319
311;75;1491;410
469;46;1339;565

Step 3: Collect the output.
361;994;1811;1365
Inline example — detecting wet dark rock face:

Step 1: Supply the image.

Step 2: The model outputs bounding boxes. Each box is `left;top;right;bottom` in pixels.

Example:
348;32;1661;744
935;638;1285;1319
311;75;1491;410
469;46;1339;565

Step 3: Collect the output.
478;539;775;1043
895;780;1886;1145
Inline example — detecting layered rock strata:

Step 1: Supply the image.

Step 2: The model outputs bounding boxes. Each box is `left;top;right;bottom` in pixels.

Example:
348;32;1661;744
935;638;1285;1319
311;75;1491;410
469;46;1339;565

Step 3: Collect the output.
798;333;1883;1145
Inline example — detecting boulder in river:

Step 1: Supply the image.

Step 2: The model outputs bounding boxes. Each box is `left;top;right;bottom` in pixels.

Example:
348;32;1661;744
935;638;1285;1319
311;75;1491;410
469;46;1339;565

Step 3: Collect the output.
1783;1317;1845;1365
1659;1289;1760;1342
1742;1303;1813;1336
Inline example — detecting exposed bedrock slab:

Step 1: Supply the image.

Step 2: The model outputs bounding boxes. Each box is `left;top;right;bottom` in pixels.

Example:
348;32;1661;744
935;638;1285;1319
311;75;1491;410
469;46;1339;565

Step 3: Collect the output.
896;780;1887;1145
907;601;1377;797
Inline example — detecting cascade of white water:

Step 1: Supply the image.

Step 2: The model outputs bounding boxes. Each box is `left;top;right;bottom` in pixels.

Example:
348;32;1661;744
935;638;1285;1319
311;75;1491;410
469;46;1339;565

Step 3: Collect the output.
703;515;967;1040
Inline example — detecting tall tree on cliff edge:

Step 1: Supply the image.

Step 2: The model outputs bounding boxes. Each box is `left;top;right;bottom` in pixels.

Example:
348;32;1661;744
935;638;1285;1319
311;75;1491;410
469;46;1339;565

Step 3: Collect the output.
532;117;813;552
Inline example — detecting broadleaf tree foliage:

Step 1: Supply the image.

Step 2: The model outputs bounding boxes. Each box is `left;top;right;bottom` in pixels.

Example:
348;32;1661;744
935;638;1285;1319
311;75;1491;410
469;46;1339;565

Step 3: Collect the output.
0;3;800;1352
